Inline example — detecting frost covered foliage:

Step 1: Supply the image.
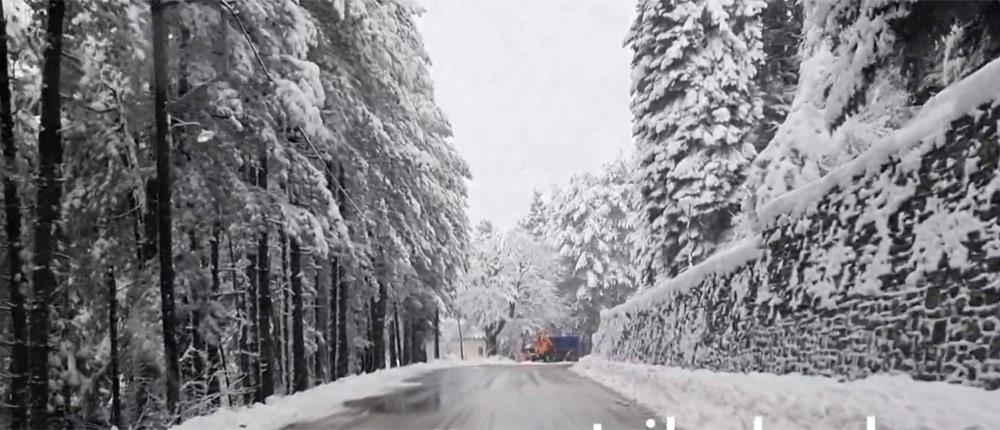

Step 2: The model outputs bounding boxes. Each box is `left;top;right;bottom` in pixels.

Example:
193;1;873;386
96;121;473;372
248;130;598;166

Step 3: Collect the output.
535;158;638;336
0;0;469;428
753;0;802;153
457;224;569;356
744;0;1000;228
628;0;765;286
594;69;1000;390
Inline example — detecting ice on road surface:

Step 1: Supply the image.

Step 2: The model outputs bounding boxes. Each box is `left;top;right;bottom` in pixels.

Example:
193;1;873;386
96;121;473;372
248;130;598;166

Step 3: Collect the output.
285;363;655;430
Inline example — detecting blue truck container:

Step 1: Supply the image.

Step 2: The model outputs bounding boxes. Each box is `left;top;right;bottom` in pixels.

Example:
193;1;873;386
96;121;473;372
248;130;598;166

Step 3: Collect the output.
548;336;581;362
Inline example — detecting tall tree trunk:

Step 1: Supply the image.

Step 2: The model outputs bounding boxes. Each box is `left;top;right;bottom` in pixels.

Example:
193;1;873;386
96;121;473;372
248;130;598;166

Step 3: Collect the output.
244;250;258;405
329;259;339;378
411;319;425;363
207;220;222;403
334;163;349;379
365;301;375;373
186;232;205;406
434;308;440;360
256;145;275;401
401;316;412;366
371;283;386;370
0;0;28;426
394;303;403;365
388;308;398;368
28;1;65;427
290;239;307;392
315;269;329;383
152;0;181;418
279;231;289;392
107;268;122;430
141;179;158;262
457;317;465;360
231;235;254;406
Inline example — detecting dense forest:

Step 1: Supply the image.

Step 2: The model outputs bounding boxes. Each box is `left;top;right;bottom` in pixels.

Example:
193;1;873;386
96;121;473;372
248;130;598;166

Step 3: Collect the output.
0;0;468;428
4;0;1000;428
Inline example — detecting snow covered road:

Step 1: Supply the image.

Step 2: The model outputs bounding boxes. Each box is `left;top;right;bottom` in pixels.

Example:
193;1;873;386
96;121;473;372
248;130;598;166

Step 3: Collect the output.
283;363;654;430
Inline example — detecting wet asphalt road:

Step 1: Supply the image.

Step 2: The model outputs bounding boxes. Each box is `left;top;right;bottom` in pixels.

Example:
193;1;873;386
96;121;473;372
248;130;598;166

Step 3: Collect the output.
284;364;655;430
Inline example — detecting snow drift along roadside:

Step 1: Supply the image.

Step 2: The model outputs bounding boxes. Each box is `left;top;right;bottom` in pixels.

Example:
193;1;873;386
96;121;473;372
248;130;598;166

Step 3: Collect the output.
573;356;1000;430
171;358;507;430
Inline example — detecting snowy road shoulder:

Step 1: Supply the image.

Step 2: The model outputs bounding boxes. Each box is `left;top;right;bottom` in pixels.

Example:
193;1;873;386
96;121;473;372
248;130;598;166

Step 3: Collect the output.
571;356;1000;430
170;358;507;430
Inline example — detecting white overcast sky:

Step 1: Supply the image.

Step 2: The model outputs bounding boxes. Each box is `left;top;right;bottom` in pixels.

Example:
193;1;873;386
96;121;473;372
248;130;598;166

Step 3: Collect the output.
416;0;635;230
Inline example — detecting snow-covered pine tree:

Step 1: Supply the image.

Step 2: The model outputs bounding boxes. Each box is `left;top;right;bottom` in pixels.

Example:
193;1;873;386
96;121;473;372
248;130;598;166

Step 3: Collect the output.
538;157;636;337
753;0;802;153
518;191;549;237
628;0;764;285
0;0;468;426
743;0;1000;229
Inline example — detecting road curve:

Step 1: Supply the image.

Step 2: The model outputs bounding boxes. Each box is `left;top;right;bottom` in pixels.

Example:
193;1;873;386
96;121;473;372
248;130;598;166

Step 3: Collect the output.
284;363;655;430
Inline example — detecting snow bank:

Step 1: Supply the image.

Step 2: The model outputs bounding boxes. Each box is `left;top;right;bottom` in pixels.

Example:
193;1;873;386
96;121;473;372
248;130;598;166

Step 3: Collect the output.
573;356;1000;430
609;236;762;316
759;56;1000;228
170;358;504;430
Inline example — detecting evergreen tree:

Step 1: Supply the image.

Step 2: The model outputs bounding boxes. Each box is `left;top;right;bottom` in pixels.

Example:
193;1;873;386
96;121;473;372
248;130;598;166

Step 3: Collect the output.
628;0;764;284
518;191;548;237
29;1;66;427
0;0;469;426
0;1;27;426
743;0;1000;227
753;0;802;152
537;158;637;337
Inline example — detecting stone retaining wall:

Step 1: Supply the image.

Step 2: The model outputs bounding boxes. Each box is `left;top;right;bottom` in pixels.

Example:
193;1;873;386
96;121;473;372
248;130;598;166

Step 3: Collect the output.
595;101;1000;390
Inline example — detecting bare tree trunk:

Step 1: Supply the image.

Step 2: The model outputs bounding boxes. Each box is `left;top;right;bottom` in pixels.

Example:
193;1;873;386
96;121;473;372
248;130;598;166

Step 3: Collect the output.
372;283;386;370
280;231;289;392
333;163;349;379
28;1;65;427
401;316;412;365
434;309;440;360
152;0;181;418
207;220;222;404
365;301;375;373
244;249;259;405
328;259;339;378
290;239;307;392
414;319;427;363
256;144;275;401
230;234;254;406
388;307;398;368
0;0;28;425
394;303;403;365
457;317;465;360
315;268;329;383
107;268;122;429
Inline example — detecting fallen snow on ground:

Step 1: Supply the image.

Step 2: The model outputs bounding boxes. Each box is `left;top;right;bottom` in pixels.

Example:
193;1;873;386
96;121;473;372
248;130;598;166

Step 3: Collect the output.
171;358;509;430
573;356;1000;430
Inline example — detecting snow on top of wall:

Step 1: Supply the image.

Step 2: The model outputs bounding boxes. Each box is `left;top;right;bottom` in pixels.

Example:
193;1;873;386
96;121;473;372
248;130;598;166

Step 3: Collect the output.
607;236;763;317
759;56;1000;228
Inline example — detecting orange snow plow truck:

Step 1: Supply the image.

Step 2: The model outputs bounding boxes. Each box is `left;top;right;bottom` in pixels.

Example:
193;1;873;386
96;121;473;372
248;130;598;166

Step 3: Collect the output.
521;331;582;362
